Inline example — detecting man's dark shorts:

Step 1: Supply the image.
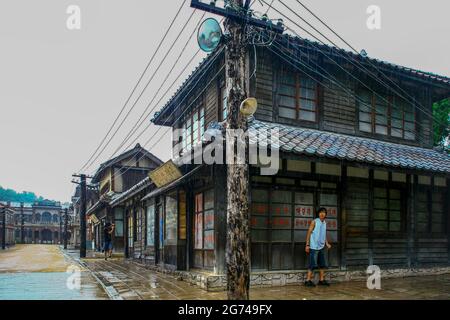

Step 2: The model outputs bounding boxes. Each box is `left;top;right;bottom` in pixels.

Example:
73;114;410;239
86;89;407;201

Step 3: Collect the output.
104;241;113;251
308;247;328;271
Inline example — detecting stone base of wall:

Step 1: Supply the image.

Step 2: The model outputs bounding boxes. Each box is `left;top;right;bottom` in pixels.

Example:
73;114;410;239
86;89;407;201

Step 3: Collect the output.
131;259;450;292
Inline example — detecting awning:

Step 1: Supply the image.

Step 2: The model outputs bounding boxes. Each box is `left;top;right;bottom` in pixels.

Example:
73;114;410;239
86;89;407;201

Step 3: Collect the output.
250;120;450;174
142;165;204;201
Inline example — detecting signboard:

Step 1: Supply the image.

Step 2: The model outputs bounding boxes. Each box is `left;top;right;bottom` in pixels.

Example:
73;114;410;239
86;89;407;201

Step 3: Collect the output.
90;214;99;225
149;160;183;188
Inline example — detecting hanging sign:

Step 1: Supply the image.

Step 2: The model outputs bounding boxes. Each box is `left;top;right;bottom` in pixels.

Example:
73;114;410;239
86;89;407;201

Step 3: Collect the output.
149;160;183;188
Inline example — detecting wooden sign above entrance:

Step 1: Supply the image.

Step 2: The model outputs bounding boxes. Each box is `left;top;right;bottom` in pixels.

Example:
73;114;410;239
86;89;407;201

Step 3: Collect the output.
149;160;183;188
90;214;99;225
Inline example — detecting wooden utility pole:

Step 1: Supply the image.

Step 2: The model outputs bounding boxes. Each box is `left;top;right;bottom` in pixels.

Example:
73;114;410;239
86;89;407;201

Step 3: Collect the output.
59;211;63;245
224;0;251;300
190;0;282;300
72;174;88;258
20;202;25;244
1;207;6;250
64;208;68;250
80;174;87;258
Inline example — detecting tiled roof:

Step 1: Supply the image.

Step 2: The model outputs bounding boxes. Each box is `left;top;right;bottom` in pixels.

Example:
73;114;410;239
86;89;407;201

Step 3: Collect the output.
250;120;450;174
284;35;450;86
110;177;153;207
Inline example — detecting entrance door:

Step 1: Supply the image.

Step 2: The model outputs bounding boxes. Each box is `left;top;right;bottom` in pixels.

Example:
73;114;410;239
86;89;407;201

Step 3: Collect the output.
250;186;340;271
127;213;134;257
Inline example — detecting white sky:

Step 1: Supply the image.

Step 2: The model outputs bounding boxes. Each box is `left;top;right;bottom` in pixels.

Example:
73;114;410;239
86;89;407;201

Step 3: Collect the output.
0;0;449;202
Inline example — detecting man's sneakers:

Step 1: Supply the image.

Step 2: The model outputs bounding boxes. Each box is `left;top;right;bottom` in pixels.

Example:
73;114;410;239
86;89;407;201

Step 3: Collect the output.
304;280;316;287
318;280;330;286
305;280;331;287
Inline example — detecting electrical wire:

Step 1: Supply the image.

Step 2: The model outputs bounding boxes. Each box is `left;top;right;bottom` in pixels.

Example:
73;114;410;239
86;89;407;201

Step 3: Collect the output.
77;0;188;174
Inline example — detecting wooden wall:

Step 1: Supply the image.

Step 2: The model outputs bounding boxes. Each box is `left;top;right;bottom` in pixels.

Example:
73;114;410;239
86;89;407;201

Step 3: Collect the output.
251;47;435;148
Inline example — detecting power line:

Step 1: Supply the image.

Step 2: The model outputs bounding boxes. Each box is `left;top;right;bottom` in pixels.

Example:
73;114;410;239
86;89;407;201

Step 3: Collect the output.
83;9;199;173
275;0;444;127
78;0;188;174
262;0;444;132
107;13;207;161
268;36;433;147
105;49;225;183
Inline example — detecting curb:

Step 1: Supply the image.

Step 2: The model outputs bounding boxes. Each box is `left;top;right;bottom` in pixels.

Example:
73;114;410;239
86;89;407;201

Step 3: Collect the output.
59;247;123;300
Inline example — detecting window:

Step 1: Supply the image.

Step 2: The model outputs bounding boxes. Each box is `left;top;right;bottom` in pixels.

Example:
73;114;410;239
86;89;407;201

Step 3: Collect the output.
114;208;124;237
181;103;205;153
165;193;177;242
146;204;155;246
193;189;215;269
391;97;416;140
373;188;403;232
358;89;416;140
250;185;340;271
278;68;318;122
417;187;446;234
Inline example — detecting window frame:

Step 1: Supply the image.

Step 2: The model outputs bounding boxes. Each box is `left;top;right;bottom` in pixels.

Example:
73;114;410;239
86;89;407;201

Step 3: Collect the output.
357;89;417;141
180;99;205;154
277;67;319;123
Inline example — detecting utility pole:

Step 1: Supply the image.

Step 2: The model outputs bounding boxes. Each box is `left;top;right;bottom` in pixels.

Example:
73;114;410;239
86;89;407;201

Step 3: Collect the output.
2;207;6;250
59;211;63;245
72;174;88;258
191;0;282;300
224;0;251;300
64;208;68;250
20;202;24;244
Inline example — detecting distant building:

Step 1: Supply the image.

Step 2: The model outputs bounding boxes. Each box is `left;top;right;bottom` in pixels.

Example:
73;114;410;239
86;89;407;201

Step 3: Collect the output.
0;203;15;247
1;200;73;245
84;143;162;253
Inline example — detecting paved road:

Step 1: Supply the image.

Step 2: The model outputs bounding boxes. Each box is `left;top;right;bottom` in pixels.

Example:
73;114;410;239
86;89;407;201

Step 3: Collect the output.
0;245;108;300
83;258;450;300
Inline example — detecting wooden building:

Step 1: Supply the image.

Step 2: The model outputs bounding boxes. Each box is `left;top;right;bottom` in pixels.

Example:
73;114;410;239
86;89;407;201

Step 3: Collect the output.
122;35;450;287
86;144;162;253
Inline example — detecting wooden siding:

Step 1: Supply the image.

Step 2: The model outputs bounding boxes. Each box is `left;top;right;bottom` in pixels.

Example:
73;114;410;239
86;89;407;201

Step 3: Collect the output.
254;48;274;122
321;78;357;135
345;181;370;268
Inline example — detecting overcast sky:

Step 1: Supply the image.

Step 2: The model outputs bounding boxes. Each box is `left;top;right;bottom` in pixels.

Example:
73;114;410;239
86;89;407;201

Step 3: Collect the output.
0;0;449;202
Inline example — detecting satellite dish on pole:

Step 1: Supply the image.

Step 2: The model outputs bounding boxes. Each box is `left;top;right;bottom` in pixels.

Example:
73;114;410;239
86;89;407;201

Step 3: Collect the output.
197;18;223;52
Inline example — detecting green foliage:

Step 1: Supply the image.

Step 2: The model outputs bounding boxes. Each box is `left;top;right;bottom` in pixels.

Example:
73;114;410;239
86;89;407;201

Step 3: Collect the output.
0;186;45;203
433;98;450;153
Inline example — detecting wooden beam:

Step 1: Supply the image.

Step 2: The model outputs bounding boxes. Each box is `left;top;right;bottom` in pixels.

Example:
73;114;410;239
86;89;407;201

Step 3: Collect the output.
368;169;374;266
214;164;227;274
406;174;416;268
339;165;347;270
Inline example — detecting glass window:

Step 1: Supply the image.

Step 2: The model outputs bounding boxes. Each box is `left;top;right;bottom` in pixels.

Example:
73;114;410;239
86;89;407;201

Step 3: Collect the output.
146;204;154;246
373;187;403;232
278;67;318;122
357;89;416;140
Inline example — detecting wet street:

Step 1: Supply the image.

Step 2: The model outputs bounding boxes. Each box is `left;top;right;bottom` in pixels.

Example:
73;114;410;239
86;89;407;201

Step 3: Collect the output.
82;258;450;300
1;245;450;300
0;245;108;300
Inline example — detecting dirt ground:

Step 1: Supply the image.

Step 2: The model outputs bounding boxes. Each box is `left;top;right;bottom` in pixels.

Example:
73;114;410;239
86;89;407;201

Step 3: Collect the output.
0;244;82;273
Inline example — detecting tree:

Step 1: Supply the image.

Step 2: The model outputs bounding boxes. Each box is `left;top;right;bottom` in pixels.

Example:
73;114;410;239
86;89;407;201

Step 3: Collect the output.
433;98;450;153
0;186;49;203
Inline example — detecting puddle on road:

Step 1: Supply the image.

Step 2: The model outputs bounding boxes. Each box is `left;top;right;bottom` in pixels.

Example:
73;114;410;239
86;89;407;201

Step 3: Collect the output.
0;272;108;300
